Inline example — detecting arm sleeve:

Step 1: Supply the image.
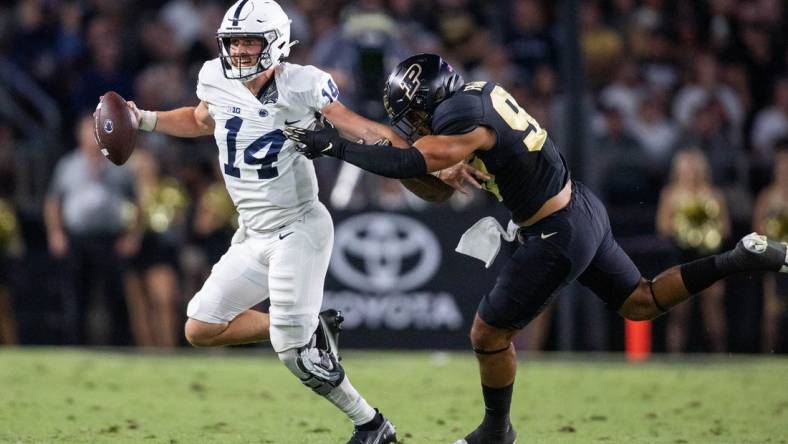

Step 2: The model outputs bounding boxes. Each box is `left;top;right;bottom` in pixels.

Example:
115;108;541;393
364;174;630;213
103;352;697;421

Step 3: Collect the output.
431;93;484;135
332;139;428;179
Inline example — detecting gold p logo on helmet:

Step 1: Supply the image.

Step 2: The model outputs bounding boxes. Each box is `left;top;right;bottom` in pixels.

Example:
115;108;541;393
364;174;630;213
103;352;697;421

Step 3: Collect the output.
400;64;422;100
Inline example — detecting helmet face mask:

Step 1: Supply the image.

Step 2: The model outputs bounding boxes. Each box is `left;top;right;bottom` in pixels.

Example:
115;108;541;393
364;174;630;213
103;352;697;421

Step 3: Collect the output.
216;0;293;81
392;109;433;143
384;53;464;142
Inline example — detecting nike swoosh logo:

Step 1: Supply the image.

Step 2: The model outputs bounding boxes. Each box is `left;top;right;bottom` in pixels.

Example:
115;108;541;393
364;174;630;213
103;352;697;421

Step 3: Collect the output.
284;119;300;125
322;142;333;152
541;232;557;240
279;232;294;240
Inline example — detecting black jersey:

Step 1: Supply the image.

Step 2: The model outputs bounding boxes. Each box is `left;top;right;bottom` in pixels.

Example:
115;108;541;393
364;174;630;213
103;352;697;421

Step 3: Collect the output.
431;81;569;222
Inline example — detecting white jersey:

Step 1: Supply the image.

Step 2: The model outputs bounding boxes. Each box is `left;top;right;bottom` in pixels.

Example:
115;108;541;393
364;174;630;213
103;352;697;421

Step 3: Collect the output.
196;59;339;231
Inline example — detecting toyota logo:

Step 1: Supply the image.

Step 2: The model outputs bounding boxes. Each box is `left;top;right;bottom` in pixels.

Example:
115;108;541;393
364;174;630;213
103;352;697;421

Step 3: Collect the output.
331;213;441;293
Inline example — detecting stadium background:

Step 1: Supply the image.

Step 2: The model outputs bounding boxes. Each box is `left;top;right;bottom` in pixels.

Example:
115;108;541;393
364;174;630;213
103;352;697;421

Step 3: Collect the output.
0;0;786;354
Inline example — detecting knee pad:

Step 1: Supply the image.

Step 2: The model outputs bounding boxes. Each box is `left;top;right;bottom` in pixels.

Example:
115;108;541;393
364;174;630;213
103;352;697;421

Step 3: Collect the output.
278;344;345;396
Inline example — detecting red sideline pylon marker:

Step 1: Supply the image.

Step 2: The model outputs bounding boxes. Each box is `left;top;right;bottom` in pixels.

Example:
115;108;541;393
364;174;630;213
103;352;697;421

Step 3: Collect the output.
625;319;651;361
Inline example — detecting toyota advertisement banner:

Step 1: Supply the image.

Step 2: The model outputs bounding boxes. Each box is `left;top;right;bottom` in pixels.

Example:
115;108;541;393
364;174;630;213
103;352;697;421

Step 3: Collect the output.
323;207;512;349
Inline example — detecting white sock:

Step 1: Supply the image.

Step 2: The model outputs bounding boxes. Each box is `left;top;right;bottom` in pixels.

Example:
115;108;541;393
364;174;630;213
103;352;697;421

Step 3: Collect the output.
324;377;376;426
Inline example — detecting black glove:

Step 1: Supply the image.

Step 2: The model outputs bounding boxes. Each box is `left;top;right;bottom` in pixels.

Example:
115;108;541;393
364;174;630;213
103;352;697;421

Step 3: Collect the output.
284;126;342;160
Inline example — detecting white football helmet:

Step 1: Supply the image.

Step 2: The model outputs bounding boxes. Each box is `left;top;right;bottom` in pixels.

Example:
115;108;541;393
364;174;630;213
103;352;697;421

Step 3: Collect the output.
216;0;294;80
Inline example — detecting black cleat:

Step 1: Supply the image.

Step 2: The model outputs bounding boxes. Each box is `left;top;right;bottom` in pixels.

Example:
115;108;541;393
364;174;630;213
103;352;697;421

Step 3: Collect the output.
315;309;344;361
347;412;397;444
733;233;788;273
454;423;517;444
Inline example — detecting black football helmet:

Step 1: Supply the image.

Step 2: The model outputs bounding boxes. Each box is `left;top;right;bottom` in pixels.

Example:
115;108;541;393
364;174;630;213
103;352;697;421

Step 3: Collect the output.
383;53;464;142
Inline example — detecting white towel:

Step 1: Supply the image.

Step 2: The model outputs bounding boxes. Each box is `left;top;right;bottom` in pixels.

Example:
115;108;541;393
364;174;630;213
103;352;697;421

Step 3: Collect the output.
455;217;519;268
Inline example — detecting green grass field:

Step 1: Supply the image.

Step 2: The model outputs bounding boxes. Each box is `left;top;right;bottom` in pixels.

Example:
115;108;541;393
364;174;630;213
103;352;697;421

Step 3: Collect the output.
0;349;786;444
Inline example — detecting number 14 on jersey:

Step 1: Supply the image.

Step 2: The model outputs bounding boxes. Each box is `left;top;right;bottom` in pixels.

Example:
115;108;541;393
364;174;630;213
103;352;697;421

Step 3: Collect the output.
223;117;286;179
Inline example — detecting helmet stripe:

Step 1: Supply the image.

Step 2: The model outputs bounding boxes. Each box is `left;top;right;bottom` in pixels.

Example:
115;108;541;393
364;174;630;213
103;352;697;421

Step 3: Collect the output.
232;0;250;26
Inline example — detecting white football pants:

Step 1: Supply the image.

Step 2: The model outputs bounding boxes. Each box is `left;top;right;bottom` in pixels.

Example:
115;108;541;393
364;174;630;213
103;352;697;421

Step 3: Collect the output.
186;202;333;352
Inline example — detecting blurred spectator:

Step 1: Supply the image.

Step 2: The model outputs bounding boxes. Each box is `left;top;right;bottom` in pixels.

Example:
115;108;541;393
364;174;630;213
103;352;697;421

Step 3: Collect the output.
529;64;558;104
730;18;785;112
43;114;140;345
0;124;21;345
55;2;87;71
185;179;237;298
681;98;743;187
599;59;645;122
159;0;203;52
134;63;192;111
592;105;650;204
0;197;20;345
184;2;227;68
634;29;679;93
673;52;744;143
504;0;557;73
580;1;624;90
752;140;788;353
656;149;731;353
10;0;57;84
124;149;186;348
311;0;411;118
70;16;134;115
632;0;667;33
750;77;788;165
628;92;678;172
386;0;440;52
707;0;736;51
468;43;523;89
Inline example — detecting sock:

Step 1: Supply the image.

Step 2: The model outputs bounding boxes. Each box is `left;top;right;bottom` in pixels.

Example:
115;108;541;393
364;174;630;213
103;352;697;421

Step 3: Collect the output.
679;256;725;295
323;377;376;426
356;410;384;431
680;246;757;295
479;383;513;432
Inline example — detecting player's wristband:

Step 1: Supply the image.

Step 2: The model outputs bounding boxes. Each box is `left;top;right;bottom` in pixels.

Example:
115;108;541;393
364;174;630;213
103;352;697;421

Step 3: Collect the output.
430;170;443;179
139;110;158;132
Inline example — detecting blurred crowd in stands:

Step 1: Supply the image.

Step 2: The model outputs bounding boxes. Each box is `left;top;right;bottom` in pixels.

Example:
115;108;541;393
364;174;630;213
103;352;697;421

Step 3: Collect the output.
0;0;785;353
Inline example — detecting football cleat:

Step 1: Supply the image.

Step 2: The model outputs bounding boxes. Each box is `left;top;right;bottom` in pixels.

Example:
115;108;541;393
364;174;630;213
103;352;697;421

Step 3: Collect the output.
315;309;344;361
453;422;517;444
346;412;397;444
734;233;788;273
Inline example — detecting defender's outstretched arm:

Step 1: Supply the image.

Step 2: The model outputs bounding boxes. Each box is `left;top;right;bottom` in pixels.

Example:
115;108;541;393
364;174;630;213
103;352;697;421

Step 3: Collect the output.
284;125;494;178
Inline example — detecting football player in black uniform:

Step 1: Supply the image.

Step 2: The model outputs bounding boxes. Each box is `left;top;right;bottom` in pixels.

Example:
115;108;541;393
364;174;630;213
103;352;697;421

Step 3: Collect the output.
285;54;788;444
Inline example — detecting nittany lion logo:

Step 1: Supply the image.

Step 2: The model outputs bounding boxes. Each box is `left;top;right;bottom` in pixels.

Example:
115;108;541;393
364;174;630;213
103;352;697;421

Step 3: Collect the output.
400;64;422;100
103;119;114;134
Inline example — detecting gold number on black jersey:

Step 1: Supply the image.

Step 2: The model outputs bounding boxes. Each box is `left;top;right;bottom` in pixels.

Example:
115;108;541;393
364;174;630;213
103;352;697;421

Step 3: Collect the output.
490;86;547;152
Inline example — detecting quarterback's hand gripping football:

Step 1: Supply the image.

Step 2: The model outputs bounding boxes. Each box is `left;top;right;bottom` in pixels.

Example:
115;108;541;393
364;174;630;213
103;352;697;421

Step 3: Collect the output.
284;126;342;159
126;100;157;132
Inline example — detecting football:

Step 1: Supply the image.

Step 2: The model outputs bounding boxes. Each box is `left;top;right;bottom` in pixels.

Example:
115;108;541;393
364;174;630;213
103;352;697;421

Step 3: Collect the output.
94;91;137;166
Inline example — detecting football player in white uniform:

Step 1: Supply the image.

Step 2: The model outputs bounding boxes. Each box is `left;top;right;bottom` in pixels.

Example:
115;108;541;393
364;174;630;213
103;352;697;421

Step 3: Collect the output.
122;1;409;442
